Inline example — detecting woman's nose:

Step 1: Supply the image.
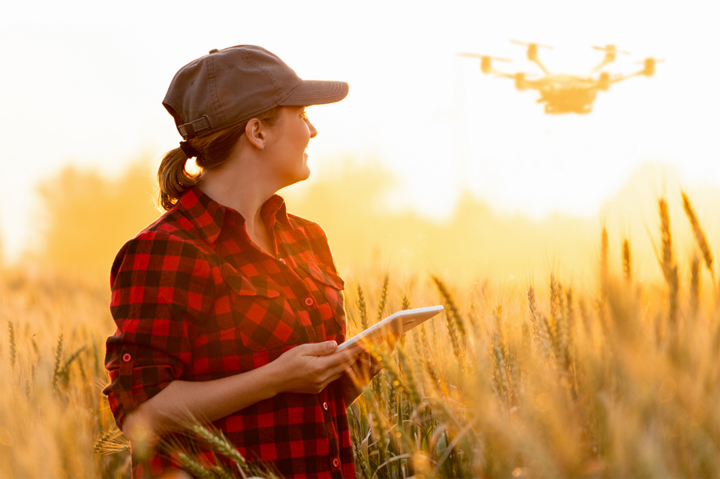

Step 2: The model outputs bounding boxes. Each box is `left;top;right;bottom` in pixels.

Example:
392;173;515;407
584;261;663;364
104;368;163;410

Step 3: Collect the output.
307;120;318;138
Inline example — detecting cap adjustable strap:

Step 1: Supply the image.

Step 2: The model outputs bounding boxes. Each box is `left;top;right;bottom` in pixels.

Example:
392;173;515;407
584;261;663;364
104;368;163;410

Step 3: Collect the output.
179;141;199;159
178;115;211;139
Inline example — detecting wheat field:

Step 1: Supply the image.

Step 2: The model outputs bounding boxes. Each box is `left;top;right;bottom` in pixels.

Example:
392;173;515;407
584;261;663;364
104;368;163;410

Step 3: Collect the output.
1;193;719;478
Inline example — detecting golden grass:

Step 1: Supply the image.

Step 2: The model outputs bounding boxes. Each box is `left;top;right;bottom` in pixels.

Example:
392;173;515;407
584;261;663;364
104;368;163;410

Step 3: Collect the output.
0;271;126;477
1;192;719;478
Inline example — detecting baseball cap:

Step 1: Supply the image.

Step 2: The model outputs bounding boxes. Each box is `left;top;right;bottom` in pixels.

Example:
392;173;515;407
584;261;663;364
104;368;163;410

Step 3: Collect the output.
163;45;349;140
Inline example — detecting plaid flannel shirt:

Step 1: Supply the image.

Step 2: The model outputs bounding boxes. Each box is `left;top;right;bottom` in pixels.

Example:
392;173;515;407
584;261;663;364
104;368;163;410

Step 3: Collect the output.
103;187;355;478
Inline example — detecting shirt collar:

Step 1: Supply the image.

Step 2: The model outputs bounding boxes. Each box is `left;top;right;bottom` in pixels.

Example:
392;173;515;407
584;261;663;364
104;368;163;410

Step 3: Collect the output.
177;187;293;244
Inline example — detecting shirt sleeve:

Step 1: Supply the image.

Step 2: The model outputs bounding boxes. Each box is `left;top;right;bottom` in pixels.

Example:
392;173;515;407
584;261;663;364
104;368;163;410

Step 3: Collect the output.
103;230;214;430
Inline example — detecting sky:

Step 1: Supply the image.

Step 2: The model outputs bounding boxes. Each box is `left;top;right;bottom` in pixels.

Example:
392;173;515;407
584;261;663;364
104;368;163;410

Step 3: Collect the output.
1;0;719;261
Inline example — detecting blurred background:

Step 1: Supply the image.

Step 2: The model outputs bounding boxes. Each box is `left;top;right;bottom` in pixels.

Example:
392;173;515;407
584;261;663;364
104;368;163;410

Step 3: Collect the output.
1;0;719;283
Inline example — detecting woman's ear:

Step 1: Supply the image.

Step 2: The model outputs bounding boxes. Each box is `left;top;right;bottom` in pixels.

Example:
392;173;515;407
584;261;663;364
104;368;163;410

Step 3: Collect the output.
245;119;266;150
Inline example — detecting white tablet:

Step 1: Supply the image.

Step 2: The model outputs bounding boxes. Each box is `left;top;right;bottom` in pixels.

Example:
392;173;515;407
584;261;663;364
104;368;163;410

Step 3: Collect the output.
337;305;444;352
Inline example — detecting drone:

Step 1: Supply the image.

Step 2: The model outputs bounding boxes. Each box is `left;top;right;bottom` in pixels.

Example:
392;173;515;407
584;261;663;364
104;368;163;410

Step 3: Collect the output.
458;41;663;114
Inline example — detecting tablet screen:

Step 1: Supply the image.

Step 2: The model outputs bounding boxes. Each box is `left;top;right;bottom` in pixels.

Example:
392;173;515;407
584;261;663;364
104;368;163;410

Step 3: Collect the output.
337;305;444;352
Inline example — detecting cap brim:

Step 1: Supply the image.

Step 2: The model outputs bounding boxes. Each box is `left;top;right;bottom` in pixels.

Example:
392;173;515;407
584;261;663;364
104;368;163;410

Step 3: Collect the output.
280;80;349;106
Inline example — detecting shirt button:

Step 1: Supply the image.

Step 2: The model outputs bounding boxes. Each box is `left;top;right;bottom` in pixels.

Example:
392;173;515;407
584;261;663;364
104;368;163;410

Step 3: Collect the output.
323;402;329;411
304;297;314;307
122;353;132;363
332;458;340;468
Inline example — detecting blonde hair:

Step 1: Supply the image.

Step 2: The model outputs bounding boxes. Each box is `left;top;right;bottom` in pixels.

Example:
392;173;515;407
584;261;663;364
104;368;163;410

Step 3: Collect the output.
157;107;282;211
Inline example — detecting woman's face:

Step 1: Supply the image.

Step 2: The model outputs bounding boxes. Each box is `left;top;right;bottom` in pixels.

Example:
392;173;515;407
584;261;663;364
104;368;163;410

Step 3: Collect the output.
265;106;317;187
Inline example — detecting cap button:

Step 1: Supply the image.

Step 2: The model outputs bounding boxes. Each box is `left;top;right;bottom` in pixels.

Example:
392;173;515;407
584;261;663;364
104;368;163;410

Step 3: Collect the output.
208;48;219;54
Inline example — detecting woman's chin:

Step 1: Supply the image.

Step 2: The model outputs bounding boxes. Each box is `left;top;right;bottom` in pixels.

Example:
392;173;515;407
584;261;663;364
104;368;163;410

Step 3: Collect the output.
282;168;311;189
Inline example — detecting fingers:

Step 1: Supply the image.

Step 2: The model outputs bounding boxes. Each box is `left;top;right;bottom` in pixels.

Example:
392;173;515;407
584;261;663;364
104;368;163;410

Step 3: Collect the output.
300;341;364;360
300;340;338;357
328;354;360;377
343;354;375;384
322;345;364;368
312;368;347;394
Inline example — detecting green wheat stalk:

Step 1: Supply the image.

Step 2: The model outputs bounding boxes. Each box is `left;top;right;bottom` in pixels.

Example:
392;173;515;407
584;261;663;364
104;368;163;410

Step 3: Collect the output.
357;284;369;330
52;333;64;392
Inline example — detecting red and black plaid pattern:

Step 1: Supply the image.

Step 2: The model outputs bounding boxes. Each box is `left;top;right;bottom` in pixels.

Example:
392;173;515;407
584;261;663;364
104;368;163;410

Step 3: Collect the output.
104;187;355;478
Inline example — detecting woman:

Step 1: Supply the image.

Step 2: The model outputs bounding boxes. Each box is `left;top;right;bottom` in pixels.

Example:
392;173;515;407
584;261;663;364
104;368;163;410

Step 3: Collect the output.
104;45;379;478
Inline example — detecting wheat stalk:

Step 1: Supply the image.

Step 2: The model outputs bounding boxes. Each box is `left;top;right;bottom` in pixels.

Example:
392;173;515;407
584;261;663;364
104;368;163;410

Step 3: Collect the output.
58;344;87;386
401;294;411;310
564;289;578;395
549;274;561;342
52;333;64;392
8;321;16;368
432;276;467;338
601;225;609;281
190;424;248;472
395;344;422;407
688;255;700;320
527;286;554;362
94;428;130;455
491;308;510;407
682;191;715;280
622;238;632;284
554;284;569;372
490;332;506;403
659;198;674;283
350;417;371;479
357;284;369;330
658;199;680;327
418;323;444;395
176;452;216;479
377;274;389;323
432;276;466;372
399;294;411;347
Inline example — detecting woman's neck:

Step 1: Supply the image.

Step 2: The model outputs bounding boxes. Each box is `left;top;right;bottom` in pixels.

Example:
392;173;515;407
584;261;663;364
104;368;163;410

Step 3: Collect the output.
197;159;277;254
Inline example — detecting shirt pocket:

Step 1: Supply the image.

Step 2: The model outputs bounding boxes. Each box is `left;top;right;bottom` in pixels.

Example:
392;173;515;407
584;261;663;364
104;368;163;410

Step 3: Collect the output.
226;271;301;352
300;262;347;337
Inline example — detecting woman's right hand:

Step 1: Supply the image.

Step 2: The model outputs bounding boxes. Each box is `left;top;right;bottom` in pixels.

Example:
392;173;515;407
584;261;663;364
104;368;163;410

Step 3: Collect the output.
270;341;362;395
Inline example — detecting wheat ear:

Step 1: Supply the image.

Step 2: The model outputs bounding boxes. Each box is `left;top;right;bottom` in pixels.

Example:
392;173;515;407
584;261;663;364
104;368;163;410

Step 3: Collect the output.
682;191;714;280
357;284;369;330
622;238;632;283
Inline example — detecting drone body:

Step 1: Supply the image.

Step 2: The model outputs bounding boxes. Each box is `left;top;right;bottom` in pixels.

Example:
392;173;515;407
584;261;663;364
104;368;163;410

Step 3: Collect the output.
459;42;662;114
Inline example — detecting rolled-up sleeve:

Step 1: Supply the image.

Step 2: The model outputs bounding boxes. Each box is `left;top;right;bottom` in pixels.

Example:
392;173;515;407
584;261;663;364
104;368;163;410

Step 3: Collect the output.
103;230;214;430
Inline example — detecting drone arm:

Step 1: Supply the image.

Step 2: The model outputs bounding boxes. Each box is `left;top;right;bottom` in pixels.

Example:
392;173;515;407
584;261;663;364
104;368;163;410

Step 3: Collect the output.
592;57;613;74
609;71;643;84
518;79;544;91
530;57;551;76
493;71;544;91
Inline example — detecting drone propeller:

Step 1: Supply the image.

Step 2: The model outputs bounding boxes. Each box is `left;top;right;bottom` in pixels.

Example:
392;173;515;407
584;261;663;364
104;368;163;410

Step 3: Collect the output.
635;58;665;64
592;45;630;55
510;40;553;50
457;52;512;62
494;72;539;78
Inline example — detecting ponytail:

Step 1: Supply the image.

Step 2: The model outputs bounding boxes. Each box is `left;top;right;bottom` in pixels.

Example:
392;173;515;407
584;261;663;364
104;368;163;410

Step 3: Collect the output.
156;106;283;211
157;147;200;211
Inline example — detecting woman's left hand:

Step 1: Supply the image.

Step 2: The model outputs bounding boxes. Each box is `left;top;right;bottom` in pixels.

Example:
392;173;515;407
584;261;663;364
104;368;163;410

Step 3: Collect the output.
338;333;400;405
